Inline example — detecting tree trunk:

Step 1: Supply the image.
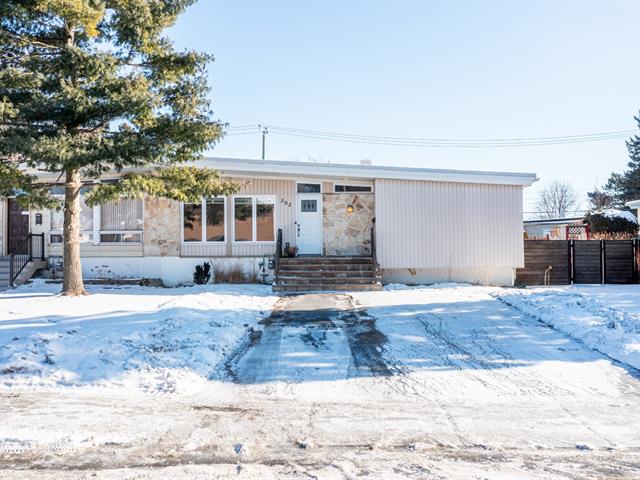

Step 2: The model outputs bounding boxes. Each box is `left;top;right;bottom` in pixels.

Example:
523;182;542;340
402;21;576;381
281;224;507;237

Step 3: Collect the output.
62;168;87;296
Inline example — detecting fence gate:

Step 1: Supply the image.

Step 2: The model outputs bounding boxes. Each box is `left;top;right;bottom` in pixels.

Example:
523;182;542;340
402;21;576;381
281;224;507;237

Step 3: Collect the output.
572;240;602;284
604;240;636;284
518;239;639;285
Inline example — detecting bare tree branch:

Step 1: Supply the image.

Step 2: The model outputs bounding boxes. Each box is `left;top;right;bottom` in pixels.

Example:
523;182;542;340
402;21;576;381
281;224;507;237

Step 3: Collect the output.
535;180;579;219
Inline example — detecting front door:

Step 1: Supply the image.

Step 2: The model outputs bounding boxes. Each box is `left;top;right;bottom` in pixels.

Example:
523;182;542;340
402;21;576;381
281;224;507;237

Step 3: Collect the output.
296;194;322;255
7;198;30;254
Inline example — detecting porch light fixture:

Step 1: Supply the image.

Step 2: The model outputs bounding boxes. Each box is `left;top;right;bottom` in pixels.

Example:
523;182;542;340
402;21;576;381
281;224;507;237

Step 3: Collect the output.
346;205;354;214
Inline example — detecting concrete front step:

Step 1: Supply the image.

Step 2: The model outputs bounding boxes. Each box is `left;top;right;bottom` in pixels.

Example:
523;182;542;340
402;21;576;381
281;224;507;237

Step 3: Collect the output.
280;257;373;265
277;276;377;284
275;256;379;292
277;270;374;278
0;260;10;287
273;282;382;292
278;264;373;272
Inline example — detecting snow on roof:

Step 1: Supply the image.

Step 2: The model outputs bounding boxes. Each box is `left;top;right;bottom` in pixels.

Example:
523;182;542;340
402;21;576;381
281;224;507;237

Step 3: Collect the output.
600;209;638;224
625;199;640;209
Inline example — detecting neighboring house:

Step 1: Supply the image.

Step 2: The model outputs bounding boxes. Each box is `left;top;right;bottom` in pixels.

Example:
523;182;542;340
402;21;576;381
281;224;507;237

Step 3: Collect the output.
523;217;585;240
626;199;640;224
0;157;537;288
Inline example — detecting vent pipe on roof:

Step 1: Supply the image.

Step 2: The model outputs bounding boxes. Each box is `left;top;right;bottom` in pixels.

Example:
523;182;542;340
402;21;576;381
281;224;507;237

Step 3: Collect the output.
360;159;372;165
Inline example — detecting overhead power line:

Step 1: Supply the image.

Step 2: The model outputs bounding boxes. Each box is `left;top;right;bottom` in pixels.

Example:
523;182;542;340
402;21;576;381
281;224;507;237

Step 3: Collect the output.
223;124;637;148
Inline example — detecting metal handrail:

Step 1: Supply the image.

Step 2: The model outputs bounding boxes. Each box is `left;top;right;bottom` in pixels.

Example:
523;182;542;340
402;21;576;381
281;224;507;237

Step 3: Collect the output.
370;222;379;282
9;233;45;287
274;228;283;284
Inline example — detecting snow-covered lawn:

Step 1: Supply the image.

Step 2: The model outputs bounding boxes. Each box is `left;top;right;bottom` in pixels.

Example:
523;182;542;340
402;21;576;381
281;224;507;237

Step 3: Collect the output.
0;280;277;393
1;282;639;479
496;284;640;370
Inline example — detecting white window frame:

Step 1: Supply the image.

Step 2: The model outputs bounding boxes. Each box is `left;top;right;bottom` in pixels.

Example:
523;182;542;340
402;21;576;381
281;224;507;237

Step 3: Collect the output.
232;195;277;244
98;199;144;244
180;197;227;244
98;231;144;244
295;181;323;194
333;183;374;193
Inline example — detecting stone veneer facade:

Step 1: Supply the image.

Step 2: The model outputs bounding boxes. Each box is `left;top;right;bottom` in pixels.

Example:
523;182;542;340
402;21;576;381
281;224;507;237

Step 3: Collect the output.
322;193;374;256
143;196;181;256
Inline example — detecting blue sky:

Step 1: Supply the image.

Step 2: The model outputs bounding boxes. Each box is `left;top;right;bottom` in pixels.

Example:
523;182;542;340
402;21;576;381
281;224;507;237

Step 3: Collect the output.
169;1;640;215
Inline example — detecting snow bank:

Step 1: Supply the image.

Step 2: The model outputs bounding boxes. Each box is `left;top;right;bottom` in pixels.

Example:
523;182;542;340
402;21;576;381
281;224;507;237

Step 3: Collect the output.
0;281;278;393
495;288;640;370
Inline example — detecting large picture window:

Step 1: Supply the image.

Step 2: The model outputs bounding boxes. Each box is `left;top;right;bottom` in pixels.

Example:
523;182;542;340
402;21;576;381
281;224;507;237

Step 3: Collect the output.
234;196;276;242
206;198;225;241
234;197;253;242
183;203;202;242
183;197;225;243
256;197;275;241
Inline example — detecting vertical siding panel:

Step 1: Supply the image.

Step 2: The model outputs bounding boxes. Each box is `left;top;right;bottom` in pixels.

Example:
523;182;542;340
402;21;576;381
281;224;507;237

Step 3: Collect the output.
483;184;491;266
375;178;525;270
410;181;417;267
392;180;400;268
489;185;497;266
422;180;430;267
432;181;440;268
465;184;472;267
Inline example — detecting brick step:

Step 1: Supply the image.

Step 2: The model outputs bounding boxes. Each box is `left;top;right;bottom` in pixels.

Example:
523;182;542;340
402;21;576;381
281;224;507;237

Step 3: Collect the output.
273;282;382;292
276;276;376;284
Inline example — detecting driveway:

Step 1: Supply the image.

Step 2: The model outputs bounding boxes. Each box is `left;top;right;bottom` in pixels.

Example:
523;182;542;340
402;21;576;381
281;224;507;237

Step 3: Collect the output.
226;294;393;384
2;286;640;479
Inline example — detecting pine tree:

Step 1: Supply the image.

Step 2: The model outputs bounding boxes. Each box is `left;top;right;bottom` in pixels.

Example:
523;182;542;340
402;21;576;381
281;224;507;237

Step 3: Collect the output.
0;0;237;295
605;114;640;205
586;187;614;211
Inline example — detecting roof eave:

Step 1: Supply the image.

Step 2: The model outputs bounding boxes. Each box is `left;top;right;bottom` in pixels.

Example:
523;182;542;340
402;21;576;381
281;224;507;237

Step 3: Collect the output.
195;157;539;187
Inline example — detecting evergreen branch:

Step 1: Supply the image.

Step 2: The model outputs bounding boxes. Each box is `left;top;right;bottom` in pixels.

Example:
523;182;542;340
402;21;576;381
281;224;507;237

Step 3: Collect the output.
0;25;64;50
84;166;241;207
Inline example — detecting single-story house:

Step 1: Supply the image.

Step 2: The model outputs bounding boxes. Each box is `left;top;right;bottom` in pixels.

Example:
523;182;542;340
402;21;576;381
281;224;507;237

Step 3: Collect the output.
523;217;586;240
0;157;537;288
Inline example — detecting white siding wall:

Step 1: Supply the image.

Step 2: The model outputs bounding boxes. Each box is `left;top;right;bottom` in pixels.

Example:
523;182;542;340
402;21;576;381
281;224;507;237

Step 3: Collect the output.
47;244;144;257
375;179;524;269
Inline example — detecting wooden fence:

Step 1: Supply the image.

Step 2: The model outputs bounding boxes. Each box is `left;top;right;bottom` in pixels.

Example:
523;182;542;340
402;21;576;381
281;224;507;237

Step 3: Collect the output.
517;239;639;286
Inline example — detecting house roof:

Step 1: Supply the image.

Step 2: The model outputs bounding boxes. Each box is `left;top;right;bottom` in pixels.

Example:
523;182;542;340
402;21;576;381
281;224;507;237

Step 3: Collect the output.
192;157;539;186
28;156;538;186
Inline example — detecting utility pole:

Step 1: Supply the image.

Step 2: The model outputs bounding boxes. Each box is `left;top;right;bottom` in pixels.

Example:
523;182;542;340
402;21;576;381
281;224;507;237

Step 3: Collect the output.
260;125;268;160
